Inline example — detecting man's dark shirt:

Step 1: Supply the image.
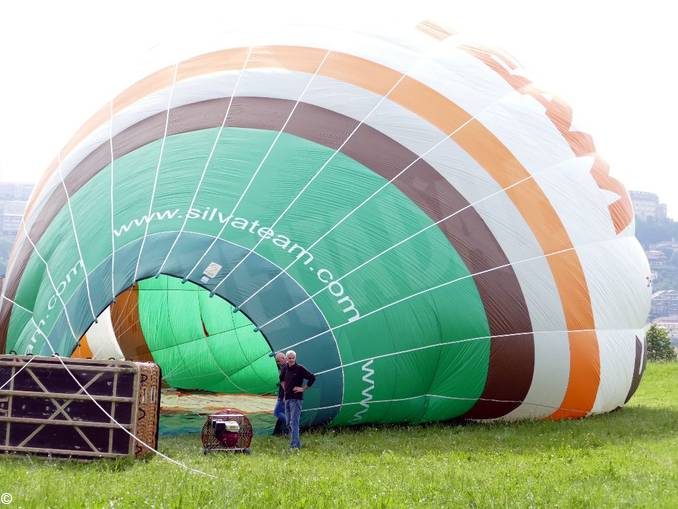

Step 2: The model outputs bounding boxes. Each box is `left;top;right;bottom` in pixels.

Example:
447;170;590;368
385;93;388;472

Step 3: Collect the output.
277;364;286;399
280;363;316;400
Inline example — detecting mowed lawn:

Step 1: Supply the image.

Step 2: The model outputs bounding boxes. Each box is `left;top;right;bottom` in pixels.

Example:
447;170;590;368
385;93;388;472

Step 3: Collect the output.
1;363;676;508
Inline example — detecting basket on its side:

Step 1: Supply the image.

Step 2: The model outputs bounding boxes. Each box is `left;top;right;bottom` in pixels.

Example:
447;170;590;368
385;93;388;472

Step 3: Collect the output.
0;355;161;460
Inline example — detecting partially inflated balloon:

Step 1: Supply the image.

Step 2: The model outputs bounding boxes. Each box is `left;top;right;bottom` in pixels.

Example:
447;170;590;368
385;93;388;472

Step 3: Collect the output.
0;21;650;427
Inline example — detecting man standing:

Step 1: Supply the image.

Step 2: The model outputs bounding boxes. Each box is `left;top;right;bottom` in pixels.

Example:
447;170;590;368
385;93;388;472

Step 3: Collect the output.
272;352;288;436
280;349;315;450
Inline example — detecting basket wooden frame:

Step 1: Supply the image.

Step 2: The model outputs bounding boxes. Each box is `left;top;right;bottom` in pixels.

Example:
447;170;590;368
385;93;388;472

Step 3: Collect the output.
0;355;160;460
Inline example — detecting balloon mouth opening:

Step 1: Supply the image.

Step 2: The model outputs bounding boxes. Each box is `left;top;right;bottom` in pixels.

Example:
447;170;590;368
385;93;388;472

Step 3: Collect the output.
62;273;281;436
72;274;279;401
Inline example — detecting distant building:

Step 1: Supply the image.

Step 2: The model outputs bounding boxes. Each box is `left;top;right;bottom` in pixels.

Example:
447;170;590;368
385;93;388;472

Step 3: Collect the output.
0;200;26;236
646;250;667;271
0;182;32;238
651;290;678;319
0;182;33;201
650;240;678;253
630;191;668;220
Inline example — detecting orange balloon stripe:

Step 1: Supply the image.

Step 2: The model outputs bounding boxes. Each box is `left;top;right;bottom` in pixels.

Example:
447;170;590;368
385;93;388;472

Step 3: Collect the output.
461;45;632;235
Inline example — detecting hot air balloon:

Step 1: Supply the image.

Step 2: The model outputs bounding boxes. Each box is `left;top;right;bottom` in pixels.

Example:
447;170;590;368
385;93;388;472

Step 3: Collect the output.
0;21;651;428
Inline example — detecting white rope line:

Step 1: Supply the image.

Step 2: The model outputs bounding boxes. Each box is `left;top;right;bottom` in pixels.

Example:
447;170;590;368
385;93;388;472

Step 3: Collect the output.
184;49;332;283
302;392;591;415
156;47;254;277
234;93;517;312
38;327;214;477
56;152;97;323
3;291;214;476
3;295;272;417
0;354;35;391
20;223;78;341
275;243;581;354
109;293;139;336
1;295;32;314
133;62;180;283
258;173;534;330
109;99;117;301
252;150;579;331
210;42;447;296
8;228;332;375
313;328;599;376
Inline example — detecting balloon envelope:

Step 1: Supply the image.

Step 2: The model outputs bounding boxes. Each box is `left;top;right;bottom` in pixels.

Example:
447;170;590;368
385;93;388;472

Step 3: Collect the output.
0;22;651;426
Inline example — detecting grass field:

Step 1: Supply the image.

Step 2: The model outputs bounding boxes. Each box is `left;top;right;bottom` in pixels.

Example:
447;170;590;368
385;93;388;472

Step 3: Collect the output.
1;363;676;508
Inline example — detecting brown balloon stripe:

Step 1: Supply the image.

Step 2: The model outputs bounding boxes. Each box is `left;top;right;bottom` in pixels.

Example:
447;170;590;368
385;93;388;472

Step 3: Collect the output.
1;97;534;418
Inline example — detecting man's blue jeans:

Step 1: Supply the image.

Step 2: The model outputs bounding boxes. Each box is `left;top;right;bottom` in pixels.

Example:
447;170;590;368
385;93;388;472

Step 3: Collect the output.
285;398;303;448
274;398;287;430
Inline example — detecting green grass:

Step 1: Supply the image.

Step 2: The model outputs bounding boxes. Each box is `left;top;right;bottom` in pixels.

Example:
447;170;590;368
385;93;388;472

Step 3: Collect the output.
1;363;677;508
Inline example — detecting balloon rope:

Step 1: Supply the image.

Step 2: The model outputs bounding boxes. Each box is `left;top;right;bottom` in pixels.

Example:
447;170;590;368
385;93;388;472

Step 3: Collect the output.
159;234;341;387
233;228;610;375
254;153;568;331
210;35;452;296
44;330;214;477
109;99;117;301
155;47;254;277
20;224;77;341
0;353;34;391
1;295;31;314
183;49;332;283
278;243;581;353
233;80;510;312
110;286;136;335
2;282;214;477
132;62;179;283
312;328;604;377
56;152;98;323
301;391;597;417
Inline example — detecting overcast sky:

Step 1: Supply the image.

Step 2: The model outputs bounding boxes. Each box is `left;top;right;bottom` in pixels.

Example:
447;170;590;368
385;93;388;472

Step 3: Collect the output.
1;0;676;216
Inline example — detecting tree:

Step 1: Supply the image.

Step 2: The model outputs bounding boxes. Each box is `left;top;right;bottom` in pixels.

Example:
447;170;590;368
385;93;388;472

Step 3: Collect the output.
646;324;677;362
